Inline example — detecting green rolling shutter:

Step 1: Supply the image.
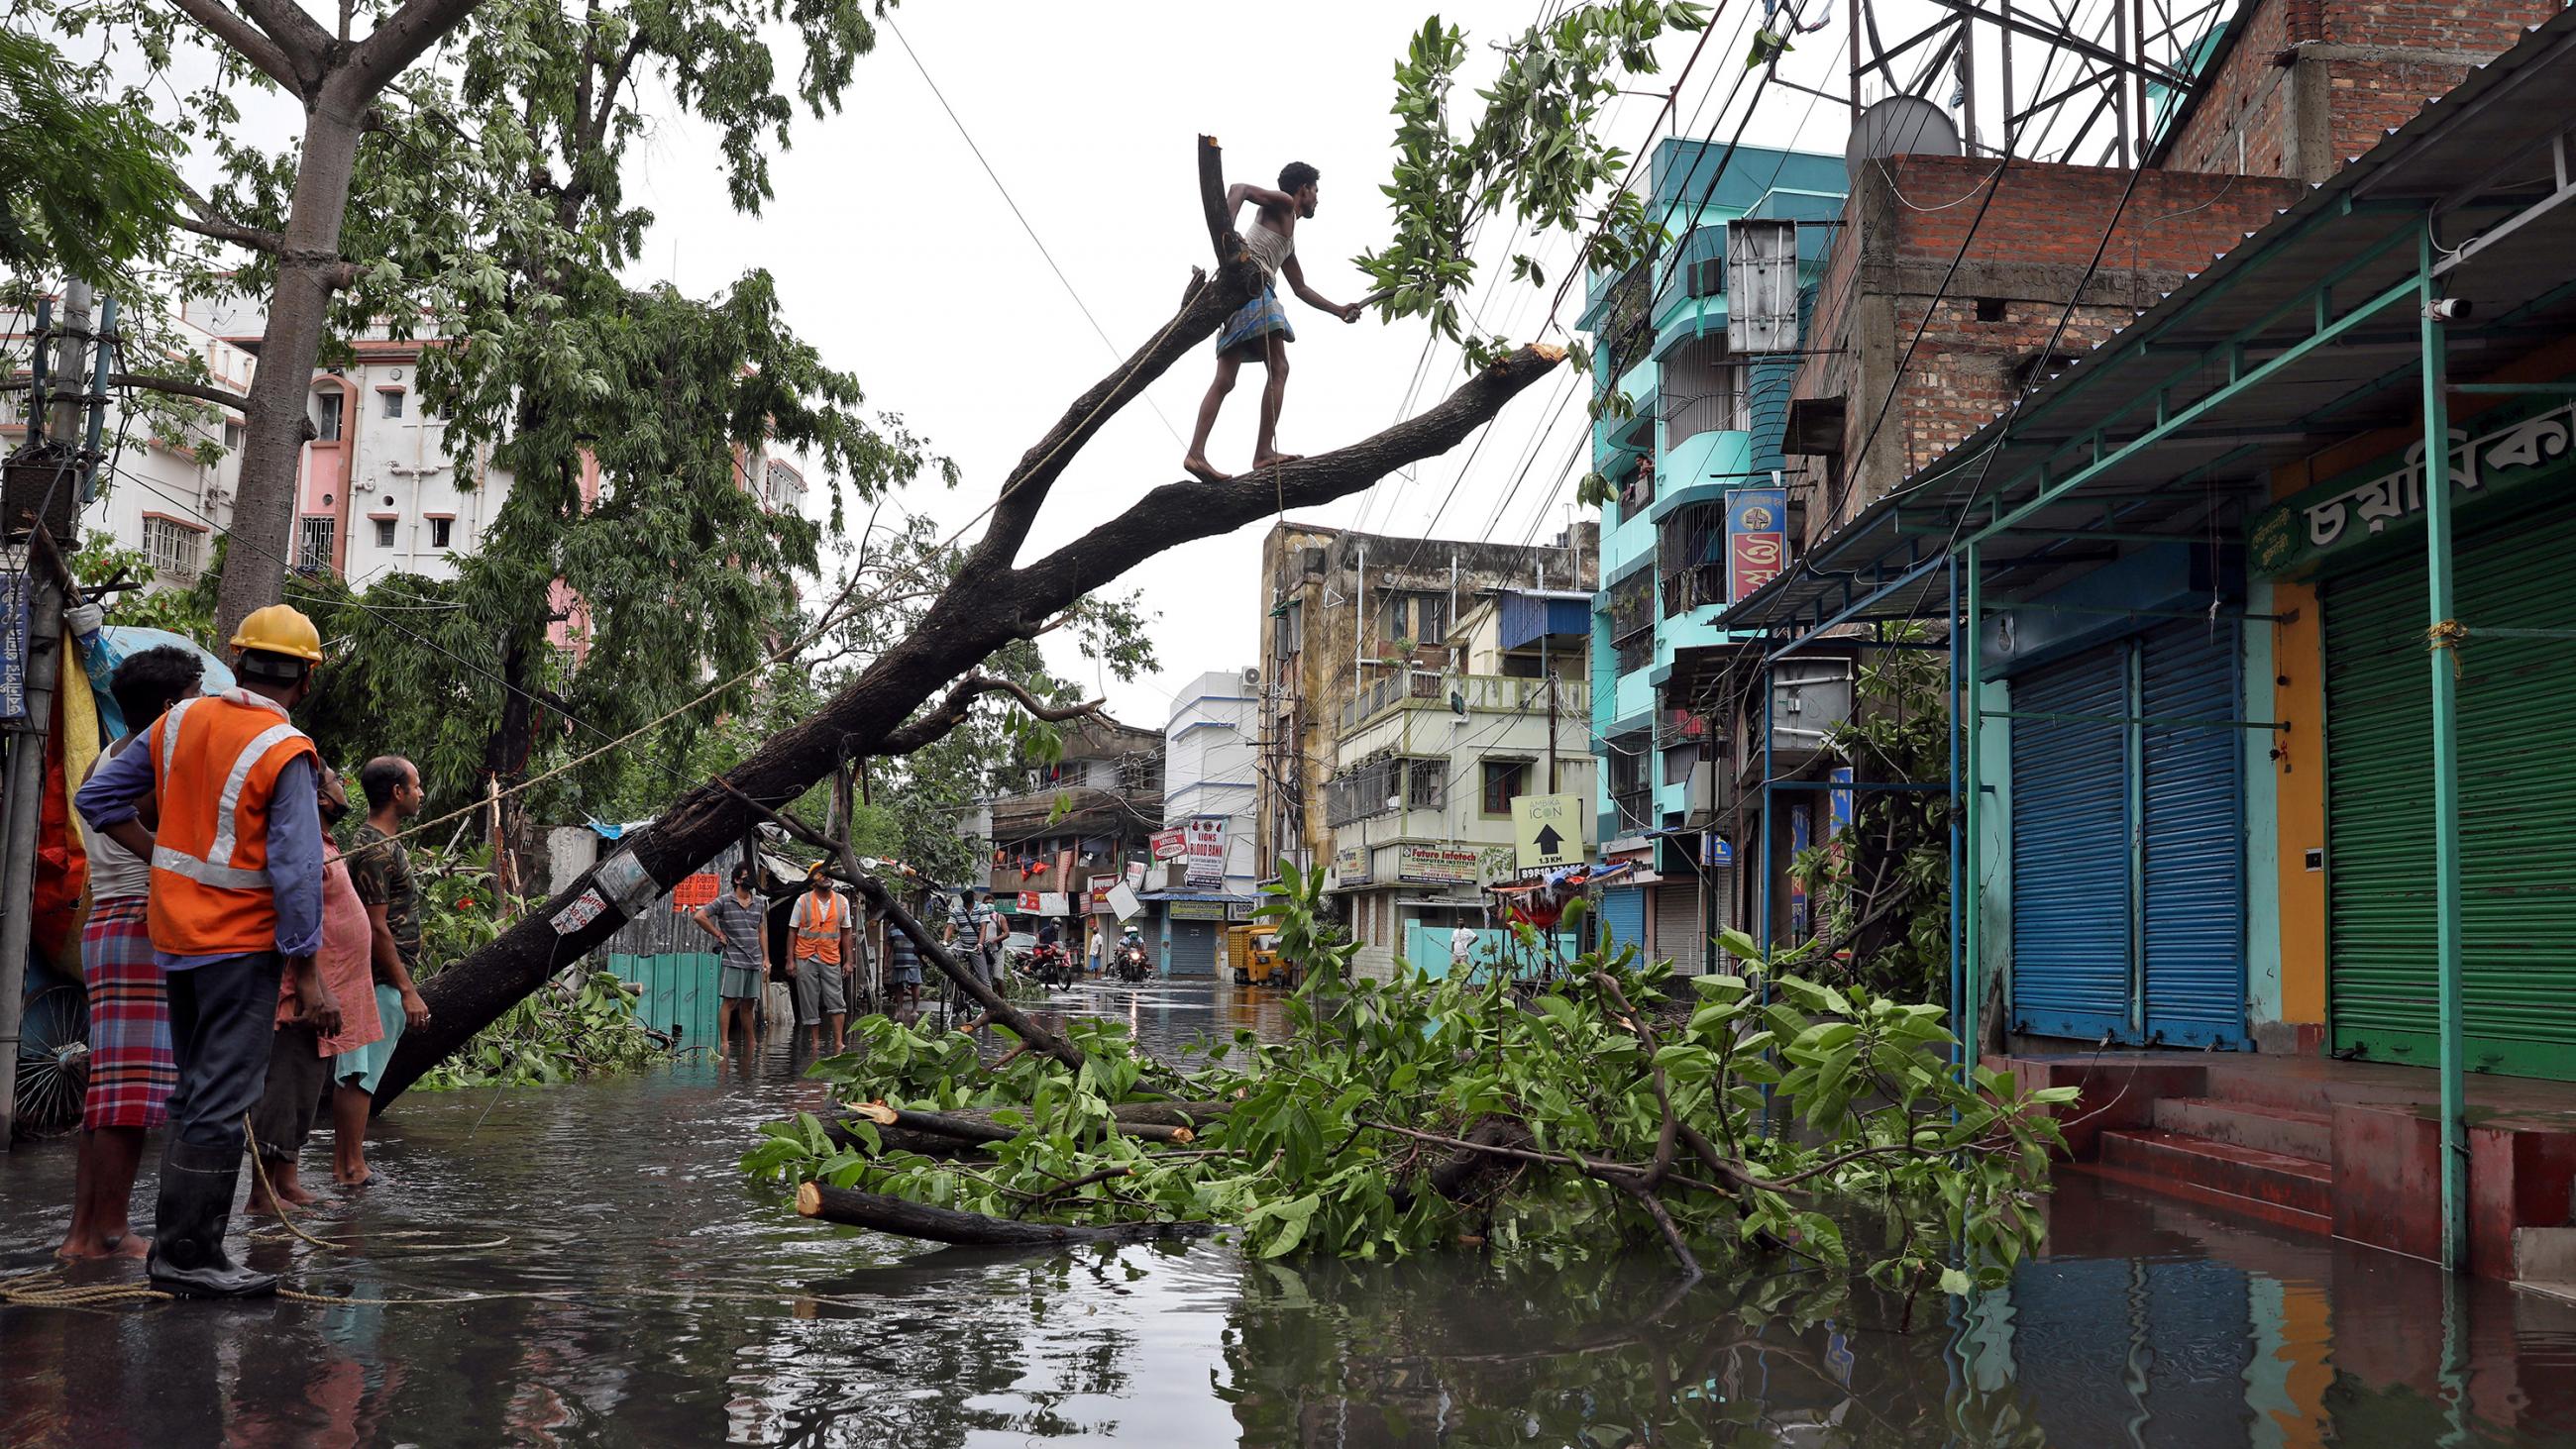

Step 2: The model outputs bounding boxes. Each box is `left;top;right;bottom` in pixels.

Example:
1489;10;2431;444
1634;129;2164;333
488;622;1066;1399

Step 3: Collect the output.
2324;501;2576;1080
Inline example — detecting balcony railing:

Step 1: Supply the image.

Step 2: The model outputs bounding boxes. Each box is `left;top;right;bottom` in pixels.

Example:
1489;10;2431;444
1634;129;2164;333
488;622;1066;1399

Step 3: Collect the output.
1341;672;1590;737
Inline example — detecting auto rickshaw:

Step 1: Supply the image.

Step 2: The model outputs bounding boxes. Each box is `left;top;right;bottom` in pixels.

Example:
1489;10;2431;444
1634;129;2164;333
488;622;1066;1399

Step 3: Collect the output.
1228;923;1292;986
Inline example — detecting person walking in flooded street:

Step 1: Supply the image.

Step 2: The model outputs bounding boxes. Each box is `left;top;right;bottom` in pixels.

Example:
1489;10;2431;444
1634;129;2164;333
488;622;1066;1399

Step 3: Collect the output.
75;605;341;1296
247;767;378;1213
692;865;772;1061
332;756;432;1188
790;864;856;1053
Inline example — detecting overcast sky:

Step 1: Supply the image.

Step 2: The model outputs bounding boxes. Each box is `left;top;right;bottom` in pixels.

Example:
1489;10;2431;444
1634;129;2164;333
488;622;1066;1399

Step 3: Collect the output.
615;0;1869;728
142;0;1903;725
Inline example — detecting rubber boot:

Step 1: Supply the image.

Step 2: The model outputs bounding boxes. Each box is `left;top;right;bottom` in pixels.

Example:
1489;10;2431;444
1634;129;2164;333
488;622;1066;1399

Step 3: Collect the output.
146;1138;276;1298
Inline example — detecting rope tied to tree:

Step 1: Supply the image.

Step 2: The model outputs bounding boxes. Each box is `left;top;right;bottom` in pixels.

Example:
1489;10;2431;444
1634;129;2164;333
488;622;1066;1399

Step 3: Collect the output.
2426;618;2471;675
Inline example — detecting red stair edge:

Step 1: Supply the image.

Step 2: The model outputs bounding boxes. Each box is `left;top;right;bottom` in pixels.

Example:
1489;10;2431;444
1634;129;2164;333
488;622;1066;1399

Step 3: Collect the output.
2161;1096;2332;1127
2074;1158;2335;1238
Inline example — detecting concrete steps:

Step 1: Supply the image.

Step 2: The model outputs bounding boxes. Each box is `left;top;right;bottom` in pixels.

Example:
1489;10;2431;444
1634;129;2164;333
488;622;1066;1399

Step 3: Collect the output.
2091;1128;2334;1236
2149;1096;2333;1162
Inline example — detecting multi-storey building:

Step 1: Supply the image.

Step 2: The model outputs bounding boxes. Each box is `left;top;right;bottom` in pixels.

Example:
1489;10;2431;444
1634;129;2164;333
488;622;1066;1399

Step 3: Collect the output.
1254;520;1598;896
1330;587;1592;980
1578;139;1849;975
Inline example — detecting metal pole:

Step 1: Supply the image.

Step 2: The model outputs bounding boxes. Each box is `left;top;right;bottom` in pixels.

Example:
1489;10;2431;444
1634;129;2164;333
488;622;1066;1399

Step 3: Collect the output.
1962;538;1985;1071
80;296;115;506
1948;548;1964;1070
0;571;66;1146
0;280;88;1146
2419;230;2468;1273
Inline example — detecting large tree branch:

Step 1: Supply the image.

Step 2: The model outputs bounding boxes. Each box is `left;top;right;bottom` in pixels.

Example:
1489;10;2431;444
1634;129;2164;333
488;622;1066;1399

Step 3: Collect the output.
232;0;337;61
376;249;1563;1107
1011;343;1563;608
164;0;308;91
332;0;483;109
876;674;1101;757
971;135;1264;572
110;372;253;414
173;183;284;254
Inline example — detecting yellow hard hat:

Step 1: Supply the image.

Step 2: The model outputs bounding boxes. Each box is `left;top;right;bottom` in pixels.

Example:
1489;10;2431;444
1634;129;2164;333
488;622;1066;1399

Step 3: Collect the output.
229;603;325;664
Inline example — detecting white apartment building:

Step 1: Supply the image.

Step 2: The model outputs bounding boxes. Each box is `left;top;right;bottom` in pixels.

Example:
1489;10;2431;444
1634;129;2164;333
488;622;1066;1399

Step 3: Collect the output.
1162;667;1261;898
8;292;815;639
2;297;253;589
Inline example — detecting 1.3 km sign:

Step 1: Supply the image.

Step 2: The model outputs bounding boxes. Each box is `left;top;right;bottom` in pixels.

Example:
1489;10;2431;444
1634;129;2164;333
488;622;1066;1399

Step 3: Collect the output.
1510;793;1587;878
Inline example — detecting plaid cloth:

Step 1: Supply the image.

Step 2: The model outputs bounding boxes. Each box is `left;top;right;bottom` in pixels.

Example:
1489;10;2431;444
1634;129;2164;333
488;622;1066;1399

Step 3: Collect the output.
81;895;174;1129
1216;286;1296;356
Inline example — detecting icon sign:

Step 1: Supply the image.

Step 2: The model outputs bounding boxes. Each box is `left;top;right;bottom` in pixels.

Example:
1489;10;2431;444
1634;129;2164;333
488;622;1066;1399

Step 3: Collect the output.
1511;793;1587;875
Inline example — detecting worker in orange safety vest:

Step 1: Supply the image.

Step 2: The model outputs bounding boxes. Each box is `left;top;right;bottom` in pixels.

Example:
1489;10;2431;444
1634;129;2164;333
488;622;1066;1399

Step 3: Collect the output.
77;603;343;1297
788;862;857;1054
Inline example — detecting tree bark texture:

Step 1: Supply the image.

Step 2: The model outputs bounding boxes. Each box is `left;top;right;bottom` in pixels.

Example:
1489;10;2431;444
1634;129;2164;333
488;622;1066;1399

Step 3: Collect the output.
195;0;489;641
373;138;1563;1105
826;1099;1227;1158
796;1181;1216;1247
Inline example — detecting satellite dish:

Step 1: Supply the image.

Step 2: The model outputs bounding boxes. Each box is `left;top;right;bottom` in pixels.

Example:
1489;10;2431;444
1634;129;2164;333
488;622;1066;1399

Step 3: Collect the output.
1846;95;1964;181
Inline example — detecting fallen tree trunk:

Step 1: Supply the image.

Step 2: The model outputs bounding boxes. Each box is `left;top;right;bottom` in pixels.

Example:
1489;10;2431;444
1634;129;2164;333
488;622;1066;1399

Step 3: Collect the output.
796;1181;1216;1247
374;135;1561;1109
827;1099;1228;1157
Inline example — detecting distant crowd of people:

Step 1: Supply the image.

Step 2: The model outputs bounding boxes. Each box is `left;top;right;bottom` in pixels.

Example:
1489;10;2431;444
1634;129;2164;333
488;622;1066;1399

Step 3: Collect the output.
62;604;430;1299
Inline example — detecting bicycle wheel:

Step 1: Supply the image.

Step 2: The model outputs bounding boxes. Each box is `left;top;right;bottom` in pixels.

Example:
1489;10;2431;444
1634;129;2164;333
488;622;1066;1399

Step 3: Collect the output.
15;983;91;1137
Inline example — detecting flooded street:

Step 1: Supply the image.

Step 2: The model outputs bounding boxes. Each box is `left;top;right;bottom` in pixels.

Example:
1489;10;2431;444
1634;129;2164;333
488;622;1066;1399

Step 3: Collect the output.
5;977;2575;1446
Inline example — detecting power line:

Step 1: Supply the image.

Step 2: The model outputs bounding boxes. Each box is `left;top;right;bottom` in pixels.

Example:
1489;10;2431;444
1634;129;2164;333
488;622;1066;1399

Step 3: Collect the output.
882;16;1186;450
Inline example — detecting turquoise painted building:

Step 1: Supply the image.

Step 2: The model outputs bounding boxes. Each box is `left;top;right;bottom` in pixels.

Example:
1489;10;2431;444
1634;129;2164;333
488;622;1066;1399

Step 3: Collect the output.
1579;139;1846;974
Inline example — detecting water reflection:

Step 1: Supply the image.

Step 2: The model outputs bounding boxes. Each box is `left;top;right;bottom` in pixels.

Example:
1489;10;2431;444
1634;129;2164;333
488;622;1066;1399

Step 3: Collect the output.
0;980;2569;1446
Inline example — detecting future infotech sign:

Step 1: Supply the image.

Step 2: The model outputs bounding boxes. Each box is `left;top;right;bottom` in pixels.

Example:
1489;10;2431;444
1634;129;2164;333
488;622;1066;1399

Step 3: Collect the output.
1725;487;1789;603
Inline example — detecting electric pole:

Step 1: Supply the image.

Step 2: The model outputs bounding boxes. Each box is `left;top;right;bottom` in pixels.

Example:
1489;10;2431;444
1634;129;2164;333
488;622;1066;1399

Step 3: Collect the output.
0;279;91;1145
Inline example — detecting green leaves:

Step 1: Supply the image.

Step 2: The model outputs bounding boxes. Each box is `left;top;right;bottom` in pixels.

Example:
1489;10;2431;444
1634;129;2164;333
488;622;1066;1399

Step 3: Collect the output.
743;873;2065;1302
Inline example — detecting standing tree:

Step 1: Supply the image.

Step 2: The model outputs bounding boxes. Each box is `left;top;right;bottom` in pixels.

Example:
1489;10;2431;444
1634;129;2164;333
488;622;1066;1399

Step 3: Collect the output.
378;0;1717;1099
35;0;489;635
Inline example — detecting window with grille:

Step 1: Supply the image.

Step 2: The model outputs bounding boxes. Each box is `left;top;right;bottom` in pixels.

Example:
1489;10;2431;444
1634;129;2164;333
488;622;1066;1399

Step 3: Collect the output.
374;518;396;548
312;392;343;442
1480;761;1527;816
430;517;454;549
1407;759;1445;809
143;517;203;581
379;389;403;418
296;515;335;571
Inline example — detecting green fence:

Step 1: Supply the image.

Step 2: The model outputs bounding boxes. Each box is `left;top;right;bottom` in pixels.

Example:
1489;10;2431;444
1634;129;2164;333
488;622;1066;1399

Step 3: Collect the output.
604;951;720;1057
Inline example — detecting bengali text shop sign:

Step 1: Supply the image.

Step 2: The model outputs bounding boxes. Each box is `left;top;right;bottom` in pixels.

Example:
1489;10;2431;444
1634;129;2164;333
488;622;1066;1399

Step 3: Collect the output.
1726;487;1789;603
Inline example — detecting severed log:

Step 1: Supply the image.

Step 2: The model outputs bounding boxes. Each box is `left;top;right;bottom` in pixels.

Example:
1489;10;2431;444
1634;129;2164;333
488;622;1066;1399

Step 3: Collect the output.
825;1098;1230;1159
796;1181;1216;1246
850;1099;1201;1145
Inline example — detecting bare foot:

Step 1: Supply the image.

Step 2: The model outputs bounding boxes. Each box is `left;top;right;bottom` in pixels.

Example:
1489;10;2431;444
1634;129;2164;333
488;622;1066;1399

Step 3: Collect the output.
335;1168;374;1190
1182;454;1233;483
106;1233;149;1261
1251;451;1303;469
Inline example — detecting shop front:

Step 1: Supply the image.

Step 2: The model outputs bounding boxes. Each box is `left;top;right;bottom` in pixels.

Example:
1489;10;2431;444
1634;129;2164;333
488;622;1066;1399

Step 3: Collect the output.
2258;401;2576;1080
1991;547;2250;1049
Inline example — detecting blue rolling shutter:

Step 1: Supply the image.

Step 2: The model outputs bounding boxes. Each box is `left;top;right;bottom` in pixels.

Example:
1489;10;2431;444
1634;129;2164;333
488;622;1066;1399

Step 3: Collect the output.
2140;620;2247;1047
2010;645;2132;1040
1599;885;1647;965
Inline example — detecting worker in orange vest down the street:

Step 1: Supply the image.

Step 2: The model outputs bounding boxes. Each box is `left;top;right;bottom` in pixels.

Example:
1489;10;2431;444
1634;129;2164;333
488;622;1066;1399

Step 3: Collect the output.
77;604;343;1297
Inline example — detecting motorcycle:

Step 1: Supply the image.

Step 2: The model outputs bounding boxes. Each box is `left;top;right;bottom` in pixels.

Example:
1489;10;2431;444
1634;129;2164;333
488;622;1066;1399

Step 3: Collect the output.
1112;940;1152;983
1029;941;1074;989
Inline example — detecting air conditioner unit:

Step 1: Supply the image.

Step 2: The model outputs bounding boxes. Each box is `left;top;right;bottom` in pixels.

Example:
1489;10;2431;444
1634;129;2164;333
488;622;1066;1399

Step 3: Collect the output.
1240;666;1261;688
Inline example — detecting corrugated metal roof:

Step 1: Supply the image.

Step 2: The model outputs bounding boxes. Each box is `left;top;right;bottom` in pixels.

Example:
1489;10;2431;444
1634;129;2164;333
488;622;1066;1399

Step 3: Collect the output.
1719;12;2576;639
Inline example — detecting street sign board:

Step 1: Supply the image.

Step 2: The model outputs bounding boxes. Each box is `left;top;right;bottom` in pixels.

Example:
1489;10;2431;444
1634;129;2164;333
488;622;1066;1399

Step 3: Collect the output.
1511;792;1586;875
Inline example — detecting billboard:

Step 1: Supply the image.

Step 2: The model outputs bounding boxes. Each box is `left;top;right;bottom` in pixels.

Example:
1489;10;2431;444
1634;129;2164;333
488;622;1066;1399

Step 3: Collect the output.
1184;816;1227;887
1725;487;1790;603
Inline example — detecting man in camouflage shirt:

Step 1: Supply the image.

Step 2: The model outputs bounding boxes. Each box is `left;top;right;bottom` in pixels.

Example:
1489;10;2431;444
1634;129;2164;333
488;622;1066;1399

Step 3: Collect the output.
331;756;432;1185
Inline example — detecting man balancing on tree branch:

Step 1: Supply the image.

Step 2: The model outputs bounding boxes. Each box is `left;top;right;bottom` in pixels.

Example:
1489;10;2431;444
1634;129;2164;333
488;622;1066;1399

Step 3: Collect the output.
1182;160;1364;483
